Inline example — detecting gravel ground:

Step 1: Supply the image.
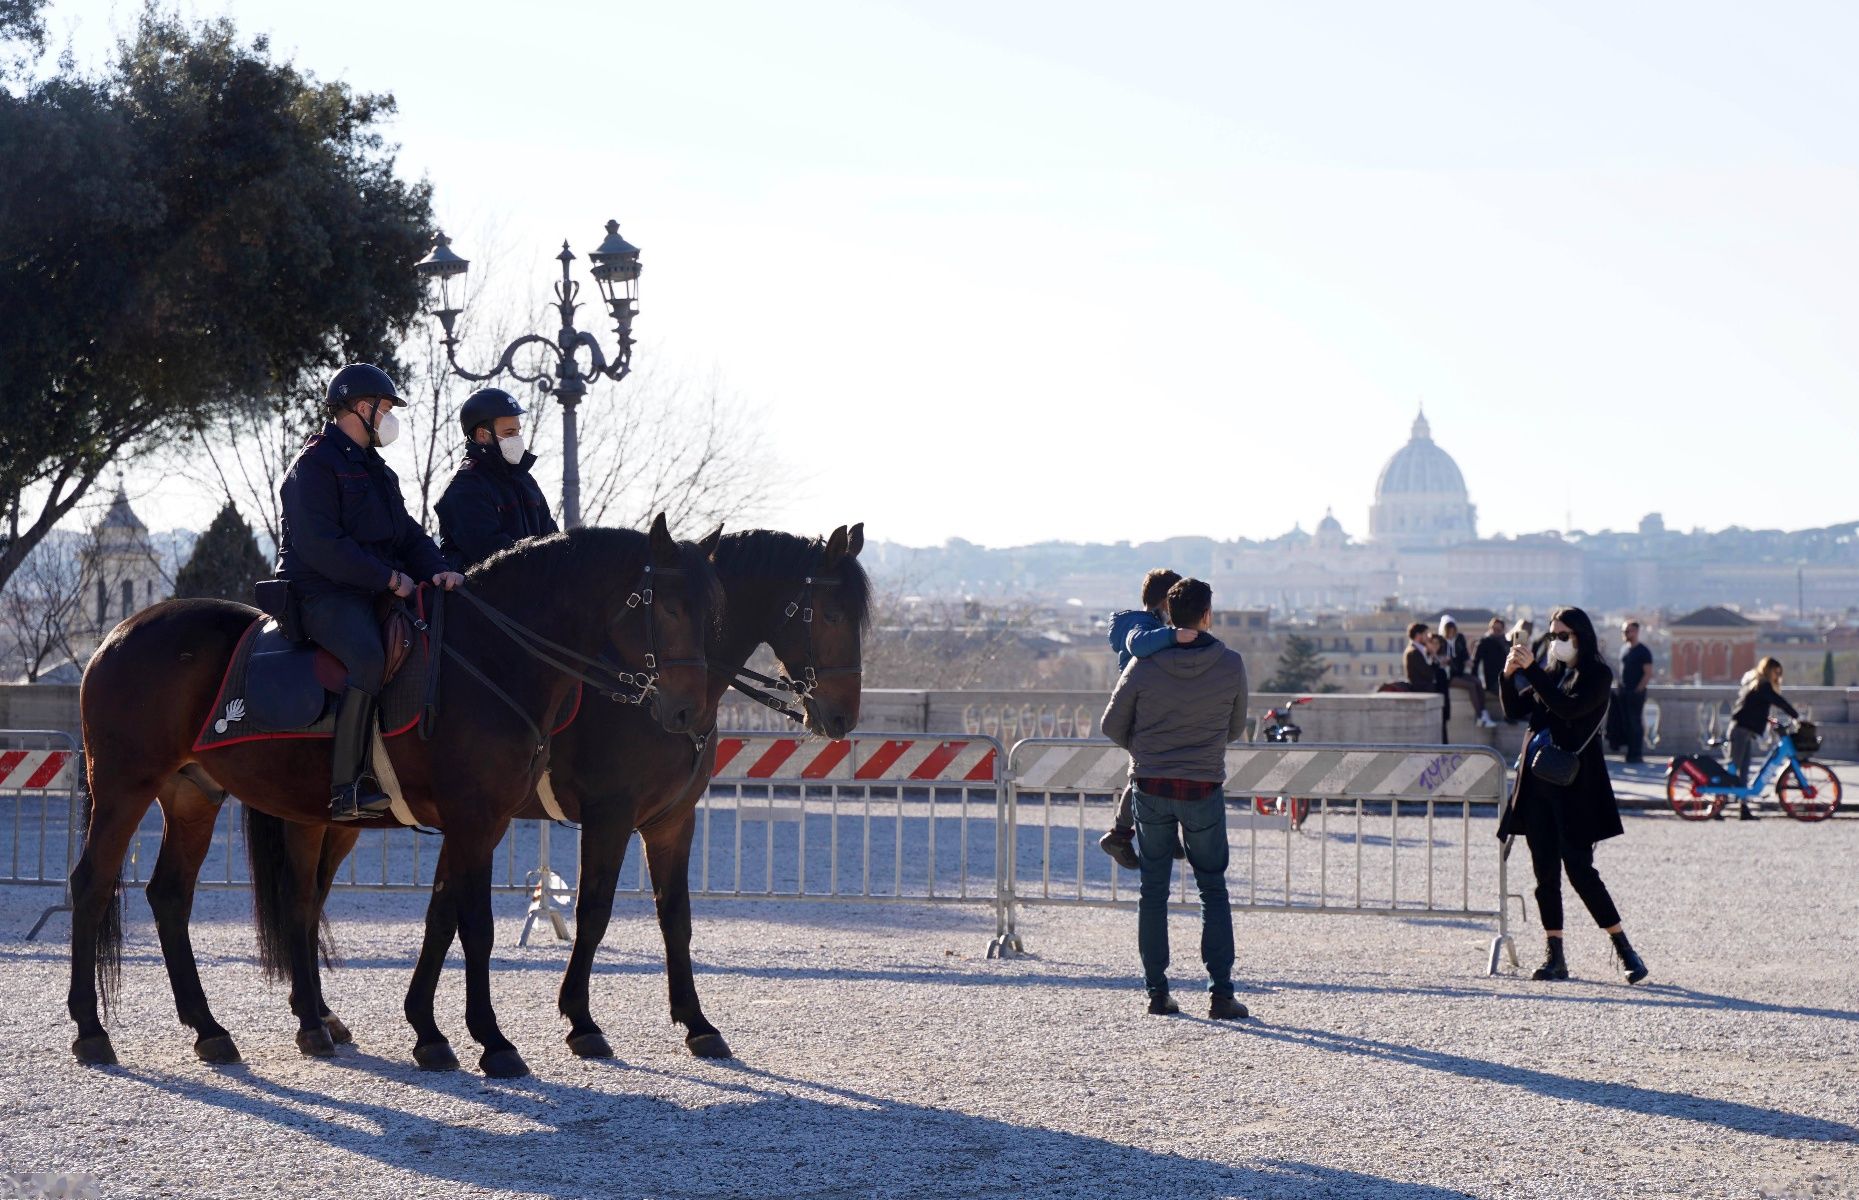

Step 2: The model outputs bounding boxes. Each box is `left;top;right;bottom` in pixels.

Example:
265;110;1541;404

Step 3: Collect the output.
0;806;1855;1199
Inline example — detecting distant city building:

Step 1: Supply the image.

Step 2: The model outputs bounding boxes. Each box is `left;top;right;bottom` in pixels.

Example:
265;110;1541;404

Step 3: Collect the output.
1368;409;1478;549
70;485;168;663
1668;606;1758;684
869;410;1859;618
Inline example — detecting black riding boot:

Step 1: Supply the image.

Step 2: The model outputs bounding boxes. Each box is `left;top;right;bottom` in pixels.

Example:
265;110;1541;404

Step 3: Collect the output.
1611;931;1649;984
1530;936;1569;981
329;686;390;822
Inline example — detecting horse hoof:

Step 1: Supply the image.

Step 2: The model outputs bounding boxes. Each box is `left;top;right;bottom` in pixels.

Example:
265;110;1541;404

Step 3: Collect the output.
322;1015;354;1045
194;1034;242;1065
72;1034;117;1066
566;1031;613;1059
413;1040;460;1072
686;1032;733;1060
295;1027;337;1058
480;1048;530;1079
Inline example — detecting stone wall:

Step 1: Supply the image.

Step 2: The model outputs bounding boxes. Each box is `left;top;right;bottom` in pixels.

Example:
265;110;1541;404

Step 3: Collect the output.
0;685;80;739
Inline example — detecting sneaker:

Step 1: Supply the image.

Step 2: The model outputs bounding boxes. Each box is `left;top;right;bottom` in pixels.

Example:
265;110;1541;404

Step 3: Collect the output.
1147;990;1179;1016
1098;827;1140;870
1209;993;1249;1020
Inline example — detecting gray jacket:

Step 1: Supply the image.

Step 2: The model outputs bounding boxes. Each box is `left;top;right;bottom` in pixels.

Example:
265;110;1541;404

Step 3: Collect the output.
1100;634;1250;783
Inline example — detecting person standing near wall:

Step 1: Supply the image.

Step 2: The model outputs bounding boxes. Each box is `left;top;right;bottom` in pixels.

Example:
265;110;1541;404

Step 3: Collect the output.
1618;620;1653;764
1101;578;1250;1020
1500;605;1648;985
1473;617;1510;723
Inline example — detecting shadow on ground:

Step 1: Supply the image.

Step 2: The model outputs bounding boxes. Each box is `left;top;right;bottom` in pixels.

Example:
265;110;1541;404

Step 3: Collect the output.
117;1057;1476;1200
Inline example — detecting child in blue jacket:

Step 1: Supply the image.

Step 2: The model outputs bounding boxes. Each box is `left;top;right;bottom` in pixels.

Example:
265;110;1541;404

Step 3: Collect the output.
1099;568;1192;867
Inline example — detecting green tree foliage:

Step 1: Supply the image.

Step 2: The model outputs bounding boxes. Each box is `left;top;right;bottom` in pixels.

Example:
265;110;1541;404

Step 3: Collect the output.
0;9;432;592
0;0;46;78
1262;633;1340;694
173;502;268;603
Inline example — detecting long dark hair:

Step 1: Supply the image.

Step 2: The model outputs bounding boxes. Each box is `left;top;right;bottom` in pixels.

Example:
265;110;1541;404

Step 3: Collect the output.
1549;605;1606;675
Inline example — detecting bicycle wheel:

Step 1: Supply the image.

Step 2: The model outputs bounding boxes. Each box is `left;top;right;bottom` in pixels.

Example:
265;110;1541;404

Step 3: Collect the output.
1288;797;1310;829
1253;796;1274;818
1666;769;1721;821
1776;761;1842;822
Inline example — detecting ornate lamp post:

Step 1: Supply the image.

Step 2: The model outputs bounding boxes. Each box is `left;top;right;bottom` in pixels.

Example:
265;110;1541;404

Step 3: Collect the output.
415;220;641;527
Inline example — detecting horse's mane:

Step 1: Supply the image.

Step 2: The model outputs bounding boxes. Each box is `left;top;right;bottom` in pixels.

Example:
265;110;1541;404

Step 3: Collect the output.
469;527;723;627
716;529;872;632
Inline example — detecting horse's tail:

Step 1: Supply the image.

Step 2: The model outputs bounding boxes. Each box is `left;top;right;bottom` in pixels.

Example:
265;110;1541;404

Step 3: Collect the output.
243;806;340;980
75;757;125;1017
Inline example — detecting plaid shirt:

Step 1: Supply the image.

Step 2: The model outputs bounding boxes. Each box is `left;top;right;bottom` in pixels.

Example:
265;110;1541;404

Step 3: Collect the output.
1135;777;1222;802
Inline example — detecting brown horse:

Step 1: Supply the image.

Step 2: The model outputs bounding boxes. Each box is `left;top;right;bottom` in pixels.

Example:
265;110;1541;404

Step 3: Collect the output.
240;524;869;1061
70;515;723;1077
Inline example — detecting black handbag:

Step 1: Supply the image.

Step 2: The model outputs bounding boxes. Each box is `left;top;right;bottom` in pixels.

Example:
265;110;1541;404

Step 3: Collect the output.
1530;701;1606;787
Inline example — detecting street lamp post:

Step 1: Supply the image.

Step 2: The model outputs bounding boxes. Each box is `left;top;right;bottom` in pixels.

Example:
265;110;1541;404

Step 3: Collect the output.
415;220;641;528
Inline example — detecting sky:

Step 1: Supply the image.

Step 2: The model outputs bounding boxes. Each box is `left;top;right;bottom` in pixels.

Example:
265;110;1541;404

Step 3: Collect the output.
35;0;1859;548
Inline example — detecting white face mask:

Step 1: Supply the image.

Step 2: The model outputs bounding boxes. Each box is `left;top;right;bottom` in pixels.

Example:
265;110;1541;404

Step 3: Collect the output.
498;433;526;465
1548;637;1578;664
373;408;400;448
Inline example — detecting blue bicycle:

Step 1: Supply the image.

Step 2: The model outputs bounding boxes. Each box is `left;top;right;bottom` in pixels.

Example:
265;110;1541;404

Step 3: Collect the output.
1666;716;1842;822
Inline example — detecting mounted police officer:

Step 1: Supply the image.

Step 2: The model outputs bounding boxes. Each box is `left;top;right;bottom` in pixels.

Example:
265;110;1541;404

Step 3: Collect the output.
435;387;558;569
275;364;466;821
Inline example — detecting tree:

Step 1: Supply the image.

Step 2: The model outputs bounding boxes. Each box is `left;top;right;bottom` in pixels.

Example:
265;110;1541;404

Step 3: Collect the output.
570;362;777;535
0;10;433;593
173;502;268;603
1262;634;1339;693
1824;650;1836;688
0;528;85;681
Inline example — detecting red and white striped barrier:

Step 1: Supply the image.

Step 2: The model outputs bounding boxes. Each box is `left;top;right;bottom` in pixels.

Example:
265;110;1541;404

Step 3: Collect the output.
0;749;75;791
710;736;1000;784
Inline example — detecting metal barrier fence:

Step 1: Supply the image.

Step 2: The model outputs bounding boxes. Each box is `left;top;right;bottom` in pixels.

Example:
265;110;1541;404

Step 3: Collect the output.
2;726;1516;972
0;729;82;940
993;739;1520;973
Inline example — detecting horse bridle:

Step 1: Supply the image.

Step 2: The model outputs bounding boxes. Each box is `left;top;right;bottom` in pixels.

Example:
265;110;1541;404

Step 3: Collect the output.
723;570;864;727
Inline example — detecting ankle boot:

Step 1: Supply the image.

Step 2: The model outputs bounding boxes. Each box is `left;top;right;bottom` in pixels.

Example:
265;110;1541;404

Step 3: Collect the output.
1738;803;1761;821
1530;937;1568;981
1611;931;1649;984
329;687;390;822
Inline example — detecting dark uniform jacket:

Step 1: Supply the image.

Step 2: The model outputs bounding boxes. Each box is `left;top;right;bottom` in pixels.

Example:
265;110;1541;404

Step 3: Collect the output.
1499;659;1623;845
435;443;559;570
275;424;448;597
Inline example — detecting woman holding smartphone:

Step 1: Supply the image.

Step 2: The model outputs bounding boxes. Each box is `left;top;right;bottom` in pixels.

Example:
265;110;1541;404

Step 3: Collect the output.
1500;606;1648;984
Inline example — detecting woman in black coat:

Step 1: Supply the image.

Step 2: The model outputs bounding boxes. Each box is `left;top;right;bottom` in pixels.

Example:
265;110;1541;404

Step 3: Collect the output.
1499;605;1648;984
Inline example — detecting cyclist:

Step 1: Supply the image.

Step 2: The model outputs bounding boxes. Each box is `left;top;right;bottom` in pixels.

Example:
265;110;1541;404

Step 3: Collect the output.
1726;657;1798;821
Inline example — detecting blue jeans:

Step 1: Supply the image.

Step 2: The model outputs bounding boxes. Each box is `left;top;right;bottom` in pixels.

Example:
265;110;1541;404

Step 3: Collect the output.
1131;789;1235;997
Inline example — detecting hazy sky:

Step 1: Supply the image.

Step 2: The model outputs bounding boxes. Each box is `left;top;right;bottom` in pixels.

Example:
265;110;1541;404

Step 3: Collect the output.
39;0;1859;547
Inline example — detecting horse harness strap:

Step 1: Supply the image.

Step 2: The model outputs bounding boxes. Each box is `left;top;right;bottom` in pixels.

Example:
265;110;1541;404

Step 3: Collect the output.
713;568;863;728
452;567;689;705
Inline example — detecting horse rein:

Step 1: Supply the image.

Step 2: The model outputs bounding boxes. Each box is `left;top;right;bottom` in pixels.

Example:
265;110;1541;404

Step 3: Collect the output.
438;562;703;752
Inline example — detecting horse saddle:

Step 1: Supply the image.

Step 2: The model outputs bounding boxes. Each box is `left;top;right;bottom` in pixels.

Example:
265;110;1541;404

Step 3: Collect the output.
194;595;425;750
252;600;417;723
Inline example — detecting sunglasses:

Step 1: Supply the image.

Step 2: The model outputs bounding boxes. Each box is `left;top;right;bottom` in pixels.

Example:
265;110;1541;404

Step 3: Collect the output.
1549;631;1573;642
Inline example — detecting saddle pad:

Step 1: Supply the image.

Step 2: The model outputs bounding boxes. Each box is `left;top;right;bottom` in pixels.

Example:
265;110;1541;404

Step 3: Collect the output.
193;616;431;753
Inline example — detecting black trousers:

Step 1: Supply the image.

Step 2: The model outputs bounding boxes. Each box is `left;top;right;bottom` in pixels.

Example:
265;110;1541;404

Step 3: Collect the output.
1621;690;1647;761
1521;791;1622;932
300;591;386;695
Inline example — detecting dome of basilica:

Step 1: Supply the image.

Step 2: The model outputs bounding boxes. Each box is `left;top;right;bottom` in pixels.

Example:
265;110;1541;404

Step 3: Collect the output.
1374;411;1468;500
1368;409;1478;549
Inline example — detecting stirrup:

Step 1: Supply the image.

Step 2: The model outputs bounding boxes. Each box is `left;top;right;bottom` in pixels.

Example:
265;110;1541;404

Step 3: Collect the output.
331;778;391;822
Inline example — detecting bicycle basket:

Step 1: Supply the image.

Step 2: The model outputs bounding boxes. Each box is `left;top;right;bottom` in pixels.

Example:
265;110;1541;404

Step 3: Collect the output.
1792;721;1820;753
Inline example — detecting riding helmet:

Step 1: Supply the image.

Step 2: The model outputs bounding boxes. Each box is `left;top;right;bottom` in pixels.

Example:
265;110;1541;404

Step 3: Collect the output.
459;387;525;439
327;363;405;409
